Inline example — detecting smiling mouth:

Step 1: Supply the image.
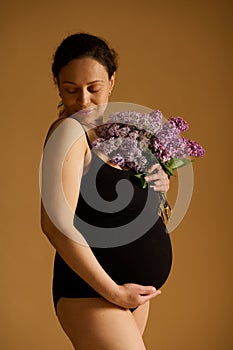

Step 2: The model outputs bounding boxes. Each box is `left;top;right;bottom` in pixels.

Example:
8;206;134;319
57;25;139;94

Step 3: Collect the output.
76;107;96;115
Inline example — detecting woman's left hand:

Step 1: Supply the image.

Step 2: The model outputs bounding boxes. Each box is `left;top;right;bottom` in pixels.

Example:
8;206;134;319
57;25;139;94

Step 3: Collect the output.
144;164;169;192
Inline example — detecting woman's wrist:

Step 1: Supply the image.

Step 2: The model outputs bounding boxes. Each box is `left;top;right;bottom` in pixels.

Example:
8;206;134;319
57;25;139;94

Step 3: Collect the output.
104;284;134;309
101;282;121;305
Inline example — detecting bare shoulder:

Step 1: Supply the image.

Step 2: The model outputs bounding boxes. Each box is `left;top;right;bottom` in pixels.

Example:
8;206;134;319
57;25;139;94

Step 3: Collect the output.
44;116;86;148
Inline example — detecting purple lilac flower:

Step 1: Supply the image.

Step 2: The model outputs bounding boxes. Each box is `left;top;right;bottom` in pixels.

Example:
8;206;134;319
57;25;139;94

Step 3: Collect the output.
96;124;113;139
109;111;142;126
183;138;205;157
149;110;163;125
93;137;124;155
156;120;180;144
169;117;189;133
92;135;149;172
111;155;125;167
154;146;171;163
153;118;191;159
149;136;172;162
128;129;140;140
92;138;105;148
118;126;132;137
164;138;189;159
126;155;148;172
108;110;162;135
97;123;132;139
93;110;205;176
119;138;142;161
107;123;121;137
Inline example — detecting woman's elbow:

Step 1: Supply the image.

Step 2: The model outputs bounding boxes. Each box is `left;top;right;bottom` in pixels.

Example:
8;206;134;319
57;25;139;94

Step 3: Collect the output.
40;203;55;238
40;217;49;236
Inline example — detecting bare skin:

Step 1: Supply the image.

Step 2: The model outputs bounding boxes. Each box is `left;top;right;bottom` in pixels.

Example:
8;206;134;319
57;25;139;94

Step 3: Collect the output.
41;57;169;349
57;298;150;350
133;300;150;335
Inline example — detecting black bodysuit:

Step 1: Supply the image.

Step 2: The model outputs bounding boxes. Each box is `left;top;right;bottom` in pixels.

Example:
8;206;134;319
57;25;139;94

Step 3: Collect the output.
52;134;172;312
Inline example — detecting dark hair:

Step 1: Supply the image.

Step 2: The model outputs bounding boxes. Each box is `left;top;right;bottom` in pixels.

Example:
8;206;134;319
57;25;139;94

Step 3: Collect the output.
52;33;118;81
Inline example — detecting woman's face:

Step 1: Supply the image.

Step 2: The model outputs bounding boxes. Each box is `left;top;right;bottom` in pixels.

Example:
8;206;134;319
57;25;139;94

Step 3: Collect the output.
58;57;115;123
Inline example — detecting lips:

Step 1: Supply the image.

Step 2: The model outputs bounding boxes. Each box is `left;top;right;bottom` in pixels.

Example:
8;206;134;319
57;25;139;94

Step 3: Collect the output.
76;107;96;115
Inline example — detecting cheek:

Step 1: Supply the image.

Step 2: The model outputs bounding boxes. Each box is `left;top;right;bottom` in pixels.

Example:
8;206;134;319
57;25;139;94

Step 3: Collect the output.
98;92;109;103
91;91;109;106
61;94;79;109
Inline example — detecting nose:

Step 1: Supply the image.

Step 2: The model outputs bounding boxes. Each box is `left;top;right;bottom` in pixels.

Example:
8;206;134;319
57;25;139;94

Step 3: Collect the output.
76;89;91;108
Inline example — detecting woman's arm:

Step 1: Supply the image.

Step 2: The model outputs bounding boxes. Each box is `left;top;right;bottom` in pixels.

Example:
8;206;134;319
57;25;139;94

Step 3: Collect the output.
40;117;160;309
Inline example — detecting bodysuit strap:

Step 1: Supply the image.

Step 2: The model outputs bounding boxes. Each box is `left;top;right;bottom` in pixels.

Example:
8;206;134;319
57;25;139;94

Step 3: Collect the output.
82;128;93;150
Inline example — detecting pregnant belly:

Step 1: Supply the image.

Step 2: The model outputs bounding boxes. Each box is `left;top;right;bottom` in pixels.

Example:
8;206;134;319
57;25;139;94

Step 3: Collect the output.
92;217;172;289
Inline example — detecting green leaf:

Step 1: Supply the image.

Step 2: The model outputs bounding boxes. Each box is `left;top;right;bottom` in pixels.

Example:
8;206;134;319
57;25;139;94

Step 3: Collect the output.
160;163;174;177
160;158;193;177
134;173;148;188
171;158;191;169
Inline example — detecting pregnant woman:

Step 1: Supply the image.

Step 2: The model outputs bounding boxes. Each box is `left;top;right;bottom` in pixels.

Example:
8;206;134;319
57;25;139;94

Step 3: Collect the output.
41;33;172;350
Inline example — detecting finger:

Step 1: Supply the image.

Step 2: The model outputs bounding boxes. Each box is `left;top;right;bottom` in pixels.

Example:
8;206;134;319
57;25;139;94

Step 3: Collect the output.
145;171;168;183
136;285;158;294
150;184;169;192
145;174;158;182
139;290;162;303
124;283;156;293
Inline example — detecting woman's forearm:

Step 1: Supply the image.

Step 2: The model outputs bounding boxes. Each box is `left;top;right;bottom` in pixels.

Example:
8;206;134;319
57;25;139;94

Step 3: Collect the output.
42;216;119;303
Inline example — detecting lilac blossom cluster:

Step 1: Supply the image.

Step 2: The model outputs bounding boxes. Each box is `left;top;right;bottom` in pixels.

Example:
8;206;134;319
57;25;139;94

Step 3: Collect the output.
92;110;205;174
92;137;149;172
108;110;163;135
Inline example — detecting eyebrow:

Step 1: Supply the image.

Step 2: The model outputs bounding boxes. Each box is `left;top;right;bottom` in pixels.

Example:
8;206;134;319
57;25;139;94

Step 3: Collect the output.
62;80;105;85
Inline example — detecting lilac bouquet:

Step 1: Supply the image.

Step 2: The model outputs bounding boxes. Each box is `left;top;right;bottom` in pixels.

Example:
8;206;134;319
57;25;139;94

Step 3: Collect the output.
92;110;205;222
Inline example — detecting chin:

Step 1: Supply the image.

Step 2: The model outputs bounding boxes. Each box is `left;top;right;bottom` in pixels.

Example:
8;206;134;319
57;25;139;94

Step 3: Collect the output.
69;105;106;126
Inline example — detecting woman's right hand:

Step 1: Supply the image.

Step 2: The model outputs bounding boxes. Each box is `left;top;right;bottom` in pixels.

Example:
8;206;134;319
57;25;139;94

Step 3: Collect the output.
109;283;162;309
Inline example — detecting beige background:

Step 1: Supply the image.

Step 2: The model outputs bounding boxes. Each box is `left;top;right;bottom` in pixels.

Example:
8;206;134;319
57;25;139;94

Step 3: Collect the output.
1;0;232;349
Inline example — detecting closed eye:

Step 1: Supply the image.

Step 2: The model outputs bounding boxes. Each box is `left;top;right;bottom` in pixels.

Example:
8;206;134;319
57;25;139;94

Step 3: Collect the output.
66;89;78;94
88;88;101;93
62;82;104;94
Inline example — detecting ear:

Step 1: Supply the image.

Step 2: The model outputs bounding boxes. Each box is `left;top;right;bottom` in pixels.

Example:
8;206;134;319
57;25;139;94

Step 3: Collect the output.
109;72;116;90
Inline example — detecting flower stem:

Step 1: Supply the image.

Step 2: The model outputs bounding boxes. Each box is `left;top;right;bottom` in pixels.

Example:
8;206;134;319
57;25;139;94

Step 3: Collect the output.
158;192;172;224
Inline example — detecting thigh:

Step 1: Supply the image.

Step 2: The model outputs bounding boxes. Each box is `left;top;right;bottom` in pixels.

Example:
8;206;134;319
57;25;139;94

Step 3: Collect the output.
132;301;150;336
57;297;147;350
